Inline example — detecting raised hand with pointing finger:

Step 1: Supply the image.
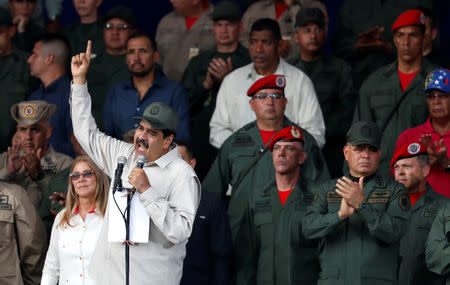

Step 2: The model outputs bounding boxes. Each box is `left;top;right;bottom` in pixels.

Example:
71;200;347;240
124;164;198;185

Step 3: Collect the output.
71;40;92;85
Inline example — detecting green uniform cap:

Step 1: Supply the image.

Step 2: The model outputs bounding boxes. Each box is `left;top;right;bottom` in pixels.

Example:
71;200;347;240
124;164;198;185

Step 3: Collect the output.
104;5;136;27
211;1;242;22
134;102;179;133
295;7;325;28
11;100;57;126
0;7;12;27
346;121;381;149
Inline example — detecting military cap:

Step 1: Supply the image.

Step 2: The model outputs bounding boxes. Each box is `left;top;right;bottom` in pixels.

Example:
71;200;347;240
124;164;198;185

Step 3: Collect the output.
269;126;304;151
134;102;179;133
425;68;450;92
295;7;325;28
346;121;381;149
391;9;425;32
390;141;427;167
247;75;286;97
0;7;12;27
11;100;56;126
211;1;242;22
104;5;137;28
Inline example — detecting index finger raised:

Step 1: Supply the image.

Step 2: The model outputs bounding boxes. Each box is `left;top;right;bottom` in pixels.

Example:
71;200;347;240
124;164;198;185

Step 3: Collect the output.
85;40;92;62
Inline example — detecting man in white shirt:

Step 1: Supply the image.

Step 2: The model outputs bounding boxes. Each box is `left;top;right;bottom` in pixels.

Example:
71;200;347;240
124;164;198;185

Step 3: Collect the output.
70;41;201;285
209;17;325;149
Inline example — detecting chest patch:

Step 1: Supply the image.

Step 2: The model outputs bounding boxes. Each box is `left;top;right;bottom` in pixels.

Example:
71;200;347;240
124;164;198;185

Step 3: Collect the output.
368;191;391;203
424;209;438;218
326;191;341;203
0;195;11;210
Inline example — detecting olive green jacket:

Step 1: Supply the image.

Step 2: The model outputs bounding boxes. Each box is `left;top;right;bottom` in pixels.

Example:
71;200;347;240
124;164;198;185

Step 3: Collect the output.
353;59;437;175
236;179;319;285
62;20;105;56
303;173;411;285
203;117;329;241
399;184;448;285
426;202;450;284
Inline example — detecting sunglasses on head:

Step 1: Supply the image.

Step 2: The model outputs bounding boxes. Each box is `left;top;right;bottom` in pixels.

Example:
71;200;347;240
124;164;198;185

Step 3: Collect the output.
69;170;95;180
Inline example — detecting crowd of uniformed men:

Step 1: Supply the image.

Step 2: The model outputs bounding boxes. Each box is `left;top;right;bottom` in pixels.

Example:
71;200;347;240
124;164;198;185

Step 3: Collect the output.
0;0;449;284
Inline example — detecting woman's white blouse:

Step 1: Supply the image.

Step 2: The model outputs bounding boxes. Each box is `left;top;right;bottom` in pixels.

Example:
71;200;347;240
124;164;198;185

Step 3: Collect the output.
41;208;103;285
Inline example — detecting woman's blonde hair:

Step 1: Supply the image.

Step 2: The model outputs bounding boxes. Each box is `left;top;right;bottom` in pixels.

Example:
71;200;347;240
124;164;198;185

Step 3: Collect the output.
58;155;109;228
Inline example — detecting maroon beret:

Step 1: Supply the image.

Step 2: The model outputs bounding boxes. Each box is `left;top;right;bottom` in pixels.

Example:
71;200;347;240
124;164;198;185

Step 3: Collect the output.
392;9;425;32
247;74;286;97
390;141;427;167
269;126;304;151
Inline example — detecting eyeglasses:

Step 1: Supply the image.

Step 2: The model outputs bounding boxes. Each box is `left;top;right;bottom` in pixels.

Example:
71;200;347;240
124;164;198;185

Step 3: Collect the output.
69;170;95;180
253;93;284;100
425;92;450;100
13;0;36;2
104;23;131;30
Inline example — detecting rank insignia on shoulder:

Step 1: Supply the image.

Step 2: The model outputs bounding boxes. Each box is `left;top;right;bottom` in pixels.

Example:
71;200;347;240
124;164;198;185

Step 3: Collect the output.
0;195;11;210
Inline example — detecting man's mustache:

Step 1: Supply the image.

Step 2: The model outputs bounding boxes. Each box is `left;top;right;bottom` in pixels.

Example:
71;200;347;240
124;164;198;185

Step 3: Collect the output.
136;139;148;148
251;53;267;61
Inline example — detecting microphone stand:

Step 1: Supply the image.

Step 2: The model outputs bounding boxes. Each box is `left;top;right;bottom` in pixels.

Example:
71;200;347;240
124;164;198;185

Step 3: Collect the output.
125;188;135;285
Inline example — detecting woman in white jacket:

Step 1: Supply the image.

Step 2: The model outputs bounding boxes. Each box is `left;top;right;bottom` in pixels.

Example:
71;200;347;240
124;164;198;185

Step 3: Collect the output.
41;155;109;285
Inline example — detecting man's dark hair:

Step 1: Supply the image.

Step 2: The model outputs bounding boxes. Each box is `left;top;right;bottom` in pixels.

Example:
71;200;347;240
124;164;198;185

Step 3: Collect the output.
162;129;176;140
39;33;71;70
128;31;157;51
174;139;194;160
249;18;281;41
417;6;437;28
417;154;429;167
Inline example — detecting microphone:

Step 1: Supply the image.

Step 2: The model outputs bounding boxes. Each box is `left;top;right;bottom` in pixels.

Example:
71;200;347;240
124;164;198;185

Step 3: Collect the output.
113;156;127;194
136;154;146;169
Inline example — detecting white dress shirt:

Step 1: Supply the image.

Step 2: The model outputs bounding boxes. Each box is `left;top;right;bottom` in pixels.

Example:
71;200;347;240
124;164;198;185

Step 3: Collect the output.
41;208;103;285
70;83;201;285
209;58;326;148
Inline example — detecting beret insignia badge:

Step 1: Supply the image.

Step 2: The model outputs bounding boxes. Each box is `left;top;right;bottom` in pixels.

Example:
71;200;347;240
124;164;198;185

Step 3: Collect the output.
150;105;160;115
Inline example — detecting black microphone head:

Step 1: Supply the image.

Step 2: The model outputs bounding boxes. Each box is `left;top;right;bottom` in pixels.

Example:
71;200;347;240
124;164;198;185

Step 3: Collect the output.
136;155;146;168
117;156;127;165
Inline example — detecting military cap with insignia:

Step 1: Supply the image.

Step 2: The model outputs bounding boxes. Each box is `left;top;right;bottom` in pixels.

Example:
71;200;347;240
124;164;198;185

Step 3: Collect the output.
247;74;286;97
269;126;304;151
0;7;12;27
392;9;425;32
295;7;325;28
11;100;57;126
390;141;427;167
346;121;381;149
210;0;242;22
134;102;179;133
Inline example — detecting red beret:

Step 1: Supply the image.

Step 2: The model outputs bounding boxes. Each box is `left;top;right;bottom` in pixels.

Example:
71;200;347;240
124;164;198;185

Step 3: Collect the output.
390;141;427;167
392;9;425;32
269;126;304;151
247;74;286;97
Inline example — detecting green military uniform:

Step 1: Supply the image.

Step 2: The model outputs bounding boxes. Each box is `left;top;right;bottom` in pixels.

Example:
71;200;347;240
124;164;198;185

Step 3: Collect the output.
240;0;325;60
61;19;105;56
0;181;46;285
156;4;215;82
236;179;319;284
39;166;69;237
0;50;31;153
353;59;437;176
87;51;130;129
181;43;251;180
302;173;411;284
426;202;450;284
203;117;329;241
12;20;44;52
0;146;73;207
333;0;434;88
289;54;356;177
399;184;448;285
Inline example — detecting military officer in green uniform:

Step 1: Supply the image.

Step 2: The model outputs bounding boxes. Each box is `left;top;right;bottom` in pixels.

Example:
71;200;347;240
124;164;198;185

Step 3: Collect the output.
203;75;329;243
236;126;319;284
353;9;438;176
303;121;411;284
0;7;32;153
0;100;73;207
87;6;136;129
426;202;450;284
181;1;251;180
61;0;104;56
289;7;356;177
392;141;448;284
